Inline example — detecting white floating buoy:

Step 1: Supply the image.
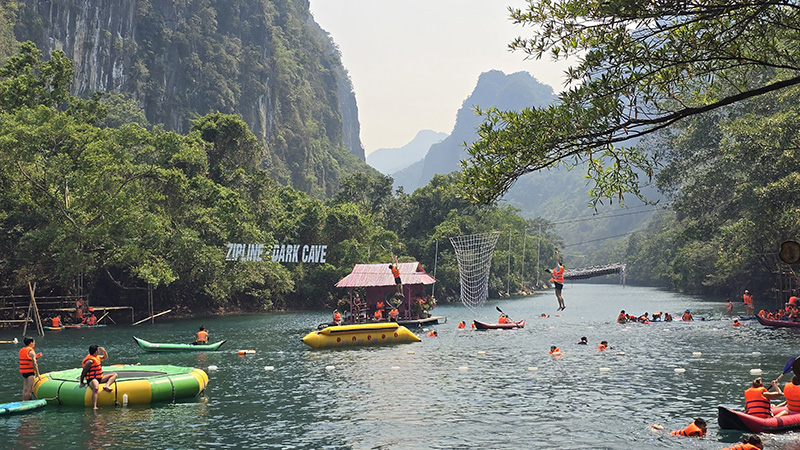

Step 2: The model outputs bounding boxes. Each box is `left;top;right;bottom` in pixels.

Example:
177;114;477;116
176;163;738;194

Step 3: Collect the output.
528;367;538;371
750;368;763;376
391;366;400;370
599;367;611;373
407;351;415;355
616;352;626;356
751;351;761;356
674;368;686;373
458;366;468;371
692;352;702;357
208;365;218;371
264;366;274;371
122;393;128;406
477;351;486;355
325;365;335;371
586;326;594;329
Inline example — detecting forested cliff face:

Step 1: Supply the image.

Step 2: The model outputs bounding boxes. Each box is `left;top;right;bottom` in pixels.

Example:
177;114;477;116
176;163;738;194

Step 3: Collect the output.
11;0;365;198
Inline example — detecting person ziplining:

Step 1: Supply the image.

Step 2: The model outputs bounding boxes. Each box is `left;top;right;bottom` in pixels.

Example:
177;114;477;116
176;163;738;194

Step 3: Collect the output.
545;252;566;311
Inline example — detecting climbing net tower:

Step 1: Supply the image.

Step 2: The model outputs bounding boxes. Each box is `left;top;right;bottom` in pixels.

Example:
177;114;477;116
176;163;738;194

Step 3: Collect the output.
449;232;501;310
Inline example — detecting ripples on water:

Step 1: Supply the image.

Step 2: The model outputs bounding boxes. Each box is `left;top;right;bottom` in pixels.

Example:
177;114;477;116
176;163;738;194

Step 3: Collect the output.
3;284;800;449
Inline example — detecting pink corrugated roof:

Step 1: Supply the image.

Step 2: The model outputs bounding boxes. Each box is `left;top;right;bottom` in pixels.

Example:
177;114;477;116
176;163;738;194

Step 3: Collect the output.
335;262;436;288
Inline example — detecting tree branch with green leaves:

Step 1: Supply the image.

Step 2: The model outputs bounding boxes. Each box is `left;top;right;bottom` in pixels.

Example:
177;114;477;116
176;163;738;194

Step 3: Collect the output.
461;0;800;205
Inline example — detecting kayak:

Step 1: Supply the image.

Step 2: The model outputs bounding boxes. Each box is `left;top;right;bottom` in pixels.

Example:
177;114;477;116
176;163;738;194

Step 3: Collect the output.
302;323;421;349
44;326;64;331
34;364;208;407
133;336;227;352
756;315;800;328
718;405;800;432
63;324;107;329
473;320;525;330
0;399;47;415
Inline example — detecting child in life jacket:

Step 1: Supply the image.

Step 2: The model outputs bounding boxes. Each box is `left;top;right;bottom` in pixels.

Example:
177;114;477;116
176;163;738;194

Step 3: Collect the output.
650;418;707;437
720;434;763;450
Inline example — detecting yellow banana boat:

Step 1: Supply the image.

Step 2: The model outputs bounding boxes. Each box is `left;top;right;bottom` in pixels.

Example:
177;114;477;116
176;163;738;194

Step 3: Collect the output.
302;322;421;349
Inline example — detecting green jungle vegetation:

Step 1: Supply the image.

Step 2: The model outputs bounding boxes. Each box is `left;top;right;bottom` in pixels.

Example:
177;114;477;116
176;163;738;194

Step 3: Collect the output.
0;43;556;316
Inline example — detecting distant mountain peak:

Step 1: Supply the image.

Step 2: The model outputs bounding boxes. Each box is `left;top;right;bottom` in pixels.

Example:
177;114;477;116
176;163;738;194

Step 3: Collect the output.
366;130;448;175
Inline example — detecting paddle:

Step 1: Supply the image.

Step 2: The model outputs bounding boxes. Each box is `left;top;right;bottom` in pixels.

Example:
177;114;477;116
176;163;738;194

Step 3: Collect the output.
778;356;800;382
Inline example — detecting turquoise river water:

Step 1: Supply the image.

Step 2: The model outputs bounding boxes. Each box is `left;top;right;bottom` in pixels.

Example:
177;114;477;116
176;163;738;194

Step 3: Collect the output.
1;283;800;449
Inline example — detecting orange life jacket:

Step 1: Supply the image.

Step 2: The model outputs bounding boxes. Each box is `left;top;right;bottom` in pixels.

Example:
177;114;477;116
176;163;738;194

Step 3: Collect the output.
744;386;771;418
743;293;753;305
84;315;96;325
19;346;34;373
82;354;103;380
390;266;400;278
785;382;800;412
790;296;798;306
616;313;626;323
471;322;476;329
457;322;466;329
197;330;208;342
498;316;508;324
377;301;384;309
598;344;607;351
427;331;436;337
333;312;342;322
670;422;704;437
52;316;60;327
550;265;564;284
389;309;398;319
374;309;383;320
682;312;693;321
549;347;561;355
720;444;761;450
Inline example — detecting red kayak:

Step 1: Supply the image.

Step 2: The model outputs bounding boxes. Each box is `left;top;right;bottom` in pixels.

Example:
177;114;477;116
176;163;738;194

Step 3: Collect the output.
473;320;525;330
718;406;800;433
756;315;800;328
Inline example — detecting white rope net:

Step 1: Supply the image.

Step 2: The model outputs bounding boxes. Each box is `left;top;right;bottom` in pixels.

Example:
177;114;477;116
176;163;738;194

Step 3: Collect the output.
449;232;501;310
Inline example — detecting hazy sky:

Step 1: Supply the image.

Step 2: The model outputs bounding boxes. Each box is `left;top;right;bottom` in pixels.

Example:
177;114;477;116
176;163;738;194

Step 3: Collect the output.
308;0;572;155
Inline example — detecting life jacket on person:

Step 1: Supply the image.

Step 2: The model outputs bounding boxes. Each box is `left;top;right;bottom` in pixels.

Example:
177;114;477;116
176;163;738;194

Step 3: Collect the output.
598;344;607;351
76;301;84;320
733;320;740;327
19;346;34;374
427;331;436;337
720;443;761;450
670;422;704;437
784;381;800;412
549;347;561;355
390;266;400;279
81;354;103;380
498;315;509;324
743;293;753;305
84;315;96;325
471;322;476;329
374;309;383;320
333;311;342;324
616;313;627;323
550;264;564;284
664;313;673;322
51;316;60;327
197;329;209;342
377;300;385;311
682;311;693;321
457;321;466;329
790;296;798;307
389;308;399;320
744;386;772;418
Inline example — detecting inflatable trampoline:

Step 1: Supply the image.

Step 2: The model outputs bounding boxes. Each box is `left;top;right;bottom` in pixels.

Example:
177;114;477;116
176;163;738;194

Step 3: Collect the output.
33;364;208;407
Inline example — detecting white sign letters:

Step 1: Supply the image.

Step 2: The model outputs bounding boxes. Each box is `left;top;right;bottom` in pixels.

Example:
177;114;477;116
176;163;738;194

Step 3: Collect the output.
225;243;327;263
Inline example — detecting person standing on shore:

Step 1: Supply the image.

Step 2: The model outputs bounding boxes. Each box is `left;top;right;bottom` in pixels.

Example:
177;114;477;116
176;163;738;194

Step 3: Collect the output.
19;337;40;400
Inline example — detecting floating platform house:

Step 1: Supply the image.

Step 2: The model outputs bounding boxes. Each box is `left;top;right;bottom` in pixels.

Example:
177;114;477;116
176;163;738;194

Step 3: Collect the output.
335;262;443;327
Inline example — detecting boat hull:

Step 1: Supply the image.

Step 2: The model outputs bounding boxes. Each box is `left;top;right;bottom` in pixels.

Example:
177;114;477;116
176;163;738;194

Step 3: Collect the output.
0;399;47;415
756;315;800;328
718;406;800;433
133;336;227;352
473;320;525;330
33;364;208;407
302;323;421;349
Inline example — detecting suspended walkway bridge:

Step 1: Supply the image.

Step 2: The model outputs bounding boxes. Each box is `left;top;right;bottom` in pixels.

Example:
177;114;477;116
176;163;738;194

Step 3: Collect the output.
564;263;626;284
